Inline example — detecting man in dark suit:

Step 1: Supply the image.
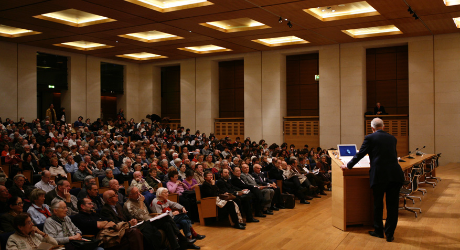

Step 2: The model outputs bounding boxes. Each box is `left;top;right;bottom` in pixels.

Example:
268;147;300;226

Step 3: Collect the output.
374;102;387;115
341;118;404;242
252;164;285;210
231;167;266;217
216;169;259;223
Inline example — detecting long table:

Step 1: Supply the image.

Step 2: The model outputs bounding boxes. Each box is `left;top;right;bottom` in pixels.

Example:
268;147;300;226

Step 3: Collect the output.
330;150;435;231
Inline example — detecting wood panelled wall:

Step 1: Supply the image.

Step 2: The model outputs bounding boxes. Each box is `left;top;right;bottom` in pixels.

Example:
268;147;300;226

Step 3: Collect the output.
161;66;180;119
286;53;319;116
219;60;244;118
366;46;409;114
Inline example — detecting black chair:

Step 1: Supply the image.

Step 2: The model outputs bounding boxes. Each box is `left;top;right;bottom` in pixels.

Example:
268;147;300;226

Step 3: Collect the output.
0;231;14;250
417;161;436;188
425;154;442;184
399;172;422;218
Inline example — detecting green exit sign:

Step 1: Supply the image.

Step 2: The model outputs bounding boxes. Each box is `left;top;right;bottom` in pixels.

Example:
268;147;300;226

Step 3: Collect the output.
48;85;55;89
315;75;319;81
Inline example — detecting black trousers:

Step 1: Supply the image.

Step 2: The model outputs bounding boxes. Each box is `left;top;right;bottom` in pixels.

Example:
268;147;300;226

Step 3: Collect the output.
283;176;306;202
372;182;402;237
233;193;254;220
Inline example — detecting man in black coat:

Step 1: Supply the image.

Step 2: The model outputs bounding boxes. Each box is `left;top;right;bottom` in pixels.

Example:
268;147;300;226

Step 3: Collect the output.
341;118;404;242
216;169;259;223
252;164;285;210
230;167;266;217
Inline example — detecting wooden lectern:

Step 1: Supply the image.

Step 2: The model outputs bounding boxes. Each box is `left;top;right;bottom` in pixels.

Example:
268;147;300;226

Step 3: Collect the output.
329;150;373;231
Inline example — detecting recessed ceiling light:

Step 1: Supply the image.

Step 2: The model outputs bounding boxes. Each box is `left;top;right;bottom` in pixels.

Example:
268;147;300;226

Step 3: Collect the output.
124;0;213;12
177;45;232;54
0;24;41;38
53;41;114;51
34;9;116;27
119;30;184;43
342;25;402;38
453;17;460;28
304;1;379;22
116;52;167;60
199;18;271;33
444;0;460;6
252;36;309;47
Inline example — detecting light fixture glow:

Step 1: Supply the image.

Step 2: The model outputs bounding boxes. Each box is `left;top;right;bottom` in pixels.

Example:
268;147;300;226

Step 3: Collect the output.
342;25;402;38
304;1;379;21
252;36;309;47
116;52;167;60
178;45;232;54
0;24;41;38
124;0;213;12
34;9;116;27
53;41;114;51
118;30;184;43
444;0;460;6
454;17;460;28
199;18;271;33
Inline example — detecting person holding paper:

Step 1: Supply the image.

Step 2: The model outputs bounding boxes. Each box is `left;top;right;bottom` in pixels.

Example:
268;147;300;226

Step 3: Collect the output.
6;213;58;250
340;118;404;242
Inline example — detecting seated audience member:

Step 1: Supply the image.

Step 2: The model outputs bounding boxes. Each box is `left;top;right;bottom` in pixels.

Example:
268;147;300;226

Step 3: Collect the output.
34;170;56;193
123;186;198;250
193;164;205;185
27;189;52;225
299;157;328;195
106;159;121;175
6;213;58;250
65;154;78;173
108;179;126;206
92;160;106;177
183;169;199;191
49;180;79;216
145;168;161;190
151;187;205;242
216;169;259;223
101;190;165;250
203;155;214;170
73;161;92;182
0;185;9;213
5;148;23;177
178;163;187;180
240;164;274;215
201;171;245;229
22;152;41;183
44;201;95;249
281;161;311;204
0;196;23;232
231;167;266;218
77;176;96;199
86;183;104;210
131;171;155;207
101;169;114;187
315;155;332;184
9;174;30;200
252;164;285;209
49;157;67;182
72;197;144;250
116;164;132;184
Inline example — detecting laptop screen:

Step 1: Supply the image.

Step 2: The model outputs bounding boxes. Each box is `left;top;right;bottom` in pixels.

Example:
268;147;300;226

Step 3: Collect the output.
338;144;357;157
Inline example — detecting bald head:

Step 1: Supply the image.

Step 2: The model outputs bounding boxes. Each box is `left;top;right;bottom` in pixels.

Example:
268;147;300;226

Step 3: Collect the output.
371;118;384;130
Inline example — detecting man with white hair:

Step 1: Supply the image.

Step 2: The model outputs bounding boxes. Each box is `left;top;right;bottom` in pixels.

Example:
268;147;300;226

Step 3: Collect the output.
341;118;404;242
170;152;179;166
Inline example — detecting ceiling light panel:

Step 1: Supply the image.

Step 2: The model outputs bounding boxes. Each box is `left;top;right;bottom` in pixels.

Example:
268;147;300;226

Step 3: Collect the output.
178;45;232;54
116;52;167;60
454;17;460;28
0;24;41;38
304;1;380;22
200;18;271;33
54;41;114;51
444;0;460;6
124;0;213;12
252;36;309;47
119;30;184;43
342;25;402;38
34;9;116;27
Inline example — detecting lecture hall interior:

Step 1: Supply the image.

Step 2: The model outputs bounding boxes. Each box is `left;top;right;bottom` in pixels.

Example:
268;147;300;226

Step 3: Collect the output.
0;0;459;249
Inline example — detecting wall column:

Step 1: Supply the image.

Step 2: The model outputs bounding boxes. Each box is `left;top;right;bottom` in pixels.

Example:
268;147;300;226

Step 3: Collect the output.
17;45;37;121
261;51;285;145
340;44;366;147
0;42;18;121
86;56;101;121
319;44;341;149
195;58;219;135
245;52;263;141
181;59;196;131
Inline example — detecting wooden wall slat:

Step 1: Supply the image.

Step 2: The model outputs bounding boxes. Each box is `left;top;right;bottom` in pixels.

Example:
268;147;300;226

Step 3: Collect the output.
284;119;320;149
